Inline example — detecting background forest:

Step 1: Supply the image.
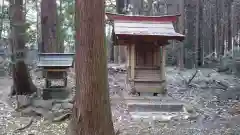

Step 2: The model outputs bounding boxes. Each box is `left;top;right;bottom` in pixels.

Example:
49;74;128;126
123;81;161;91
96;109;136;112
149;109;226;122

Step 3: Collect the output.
1;0;240;70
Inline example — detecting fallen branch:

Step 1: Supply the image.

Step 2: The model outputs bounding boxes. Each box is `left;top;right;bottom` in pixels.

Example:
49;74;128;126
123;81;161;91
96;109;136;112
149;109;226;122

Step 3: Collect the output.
14;117;33;132
204;52;216;59
187;70;199;85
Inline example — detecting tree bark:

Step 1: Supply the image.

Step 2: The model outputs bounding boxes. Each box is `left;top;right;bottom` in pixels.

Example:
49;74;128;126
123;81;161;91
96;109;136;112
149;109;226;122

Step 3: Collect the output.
195;0;200;67
227;1;233;51
116;0;125;14
9;0;36;95
56;0;64;53
69;0;115;134
115;0;127;63
36;0;39;50
40;0;58;53
0;0;5;39
130;0;143;15
215;0;220;57
145;0;153;16
195;0;203;67
114;0;125;63
178;0;184;69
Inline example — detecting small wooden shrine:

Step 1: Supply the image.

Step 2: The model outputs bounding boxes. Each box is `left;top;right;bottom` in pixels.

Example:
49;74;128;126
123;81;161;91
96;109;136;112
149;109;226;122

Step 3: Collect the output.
106;13;185;96
37;53;75;89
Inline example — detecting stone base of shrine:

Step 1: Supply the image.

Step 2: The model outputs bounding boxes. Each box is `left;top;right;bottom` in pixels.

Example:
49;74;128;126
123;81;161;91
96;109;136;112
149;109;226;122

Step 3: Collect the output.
122;90;196;122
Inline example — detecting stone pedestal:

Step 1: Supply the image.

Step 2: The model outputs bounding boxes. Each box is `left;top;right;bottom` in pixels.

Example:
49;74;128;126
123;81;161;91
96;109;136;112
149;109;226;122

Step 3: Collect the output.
0;53;5;77
42;88;70;100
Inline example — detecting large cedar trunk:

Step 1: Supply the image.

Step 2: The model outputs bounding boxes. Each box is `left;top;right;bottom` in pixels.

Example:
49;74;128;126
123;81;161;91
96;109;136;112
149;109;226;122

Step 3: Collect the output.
40;0;58;53
9;0;36;95
69;0;115;134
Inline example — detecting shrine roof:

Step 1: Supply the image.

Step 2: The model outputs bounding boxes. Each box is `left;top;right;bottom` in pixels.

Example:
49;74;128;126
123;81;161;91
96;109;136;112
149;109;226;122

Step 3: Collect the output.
106;13;185;41
37;53;75;68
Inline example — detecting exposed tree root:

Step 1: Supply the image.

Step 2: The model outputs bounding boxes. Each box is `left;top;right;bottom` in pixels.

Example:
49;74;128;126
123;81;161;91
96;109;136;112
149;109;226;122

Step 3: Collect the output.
52;113;71;122
14;117;33;132
11;61;37;96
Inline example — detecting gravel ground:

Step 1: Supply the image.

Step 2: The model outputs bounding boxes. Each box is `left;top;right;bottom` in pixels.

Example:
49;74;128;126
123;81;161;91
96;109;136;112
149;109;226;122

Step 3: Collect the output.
0;66;240;135
112;67;240;135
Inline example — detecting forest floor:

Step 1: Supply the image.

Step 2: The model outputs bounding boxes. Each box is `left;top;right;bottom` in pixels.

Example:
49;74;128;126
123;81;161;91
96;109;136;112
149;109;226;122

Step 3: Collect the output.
0;65;240;134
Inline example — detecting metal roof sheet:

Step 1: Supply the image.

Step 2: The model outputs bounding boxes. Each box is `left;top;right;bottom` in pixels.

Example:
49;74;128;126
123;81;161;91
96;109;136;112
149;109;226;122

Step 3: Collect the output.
37;53;75;67
113;20;184;38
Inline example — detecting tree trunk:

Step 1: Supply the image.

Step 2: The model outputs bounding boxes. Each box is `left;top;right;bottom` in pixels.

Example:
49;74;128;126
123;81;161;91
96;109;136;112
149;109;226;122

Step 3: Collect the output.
114;0;125;64
56;0;64;53
40;0;57;53
36;0;39;50
163;0;168;14
210;6;215;55
215;0;220;57
195;0;200;67
69;0;115;134
0;0;5;39
195;0;203;67
116;0;127;64
145;0;153;16
227;1;233;51
116;0;125;14
115;0;125;64
130;0;143;15
221;24;225;55
108;27;114;62
178;0;184;69
9;0;36;95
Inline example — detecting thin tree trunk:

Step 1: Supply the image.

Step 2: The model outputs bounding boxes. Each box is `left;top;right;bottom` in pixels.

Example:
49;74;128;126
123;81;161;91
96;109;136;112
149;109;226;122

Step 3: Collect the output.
178;0;184;69
145;0;153;16
221;24;225;55
195;0;200;67
116;0;125;14
199;0;203;66
108;27;114;62
69;0;115;134
215;0;220;57
210;6;215;55
36;0;41;52
0;0;5;39
163;0;168;14
36;0;39;49
227;1;233;51
115;0;126;63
